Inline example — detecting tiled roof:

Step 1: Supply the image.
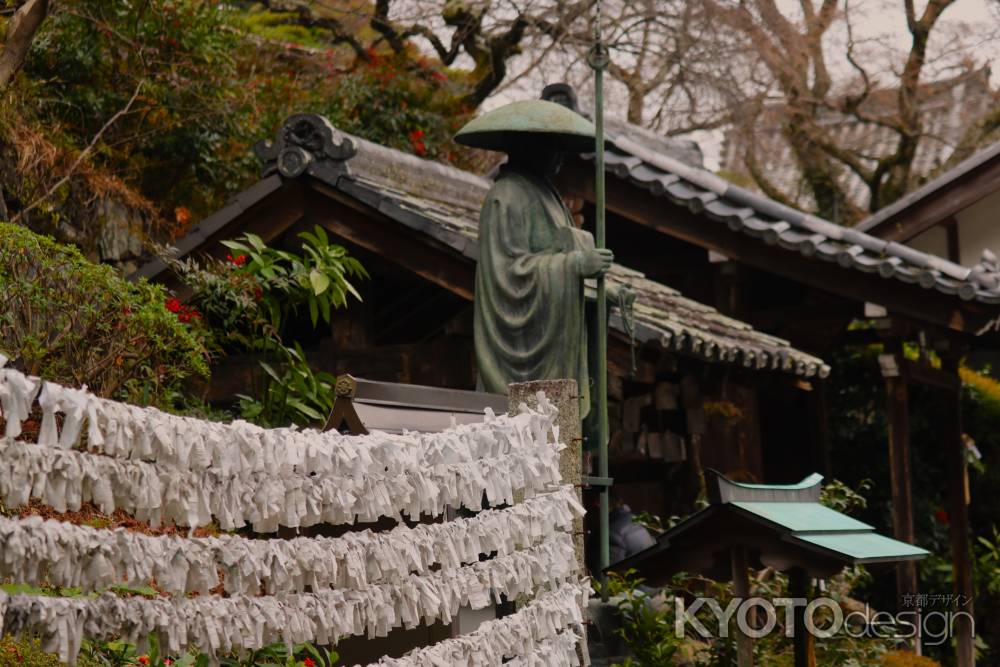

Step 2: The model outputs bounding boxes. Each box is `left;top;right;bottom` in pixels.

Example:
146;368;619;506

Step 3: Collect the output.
138;114;830;378
856;139;1000;235
602;122;1000;304
337;127;829;377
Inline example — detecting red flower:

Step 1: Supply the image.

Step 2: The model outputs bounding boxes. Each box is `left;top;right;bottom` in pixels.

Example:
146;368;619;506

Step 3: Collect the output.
253;287;263;301
137;657;150;665
178;312;191;324
409;130;427;156
934;509;950;525
226;254;248;267
164;660;174;666
164;298;182;313
122;306;133;316
303;659;316;667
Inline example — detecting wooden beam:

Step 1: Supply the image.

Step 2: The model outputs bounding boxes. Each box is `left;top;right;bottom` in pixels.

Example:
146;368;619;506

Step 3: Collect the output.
153;182;306;295
304;187;476;301
556;161;991;336
901;358;960;392
865;156;1000;243
882;348;918;626
943;356;976;667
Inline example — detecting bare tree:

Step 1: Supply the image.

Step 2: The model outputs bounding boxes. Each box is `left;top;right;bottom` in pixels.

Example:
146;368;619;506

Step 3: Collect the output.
701;0;1000;221
249;0;592;107
498;0;998;223
0;0;49;90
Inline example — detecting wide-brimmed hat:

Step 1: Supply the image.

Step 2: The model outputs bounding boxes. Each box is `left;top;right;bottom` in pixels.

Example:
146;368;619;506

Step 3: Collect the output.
454;99;598;153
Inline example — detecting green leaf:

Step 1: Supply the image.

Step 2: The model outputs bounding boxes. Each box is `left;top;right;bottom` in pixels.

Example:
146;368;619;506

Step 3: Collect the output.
288;399;323;420
318;293;331;323
244;233;266;251
308;296;319;327
309;269;330;295
259;361;282;383
221;240;250;252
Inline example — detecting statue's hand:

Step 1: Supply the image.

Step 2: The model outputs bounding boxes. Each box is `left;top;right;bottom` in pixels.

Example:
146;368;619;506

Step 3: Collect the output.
578;248;614;277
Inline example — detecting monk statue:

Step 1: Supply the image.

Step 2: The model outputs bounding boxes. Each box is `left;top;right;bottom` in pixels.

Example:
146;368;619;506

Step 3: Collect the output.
455;99;613;417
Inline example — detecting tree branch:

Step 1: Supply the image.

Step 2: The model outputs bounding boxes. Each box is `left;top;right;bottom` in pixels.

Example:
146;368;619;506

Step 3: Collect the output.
12;81;144;223
0;0;49;90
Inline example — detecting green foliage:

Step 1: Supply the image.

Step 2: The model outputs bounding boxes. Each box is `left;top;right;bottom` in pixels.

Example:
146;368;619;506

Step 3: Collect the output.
825;347;1000;662
0;223;208;405
607;566;893;667
608;571;706;666
23;0;249;216
7;0;476;244
0;635;80;667
74;634;336;666
976;525;1000;596
220;227;366;331
218;641;337;666
820;478;872;515
167;226;364;427
238;343;337;426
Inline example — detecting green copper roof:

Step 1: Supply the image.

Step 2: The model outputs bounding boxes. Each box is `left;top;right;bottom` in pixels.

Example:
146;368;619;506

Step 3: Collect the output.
730;500;929;563
732;501;873;533
454;99;597;153
608;471;929;580
795;531;929;564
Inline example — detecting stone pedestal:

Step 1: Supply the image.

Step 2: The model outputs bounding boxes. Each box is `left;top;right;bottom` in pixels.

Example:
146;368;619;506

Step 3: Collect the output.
507;379;584;571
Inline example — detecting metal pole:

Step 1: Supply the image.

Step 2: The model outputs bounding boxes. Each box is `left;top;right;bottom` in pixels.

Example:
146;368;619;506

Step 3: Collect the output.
589;0;611;601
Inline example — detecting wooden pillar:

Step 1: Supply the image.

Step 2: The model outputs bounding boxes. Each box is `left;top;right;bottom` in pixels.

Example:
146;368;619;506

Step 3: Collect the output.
731;547;754;667
942;357;975;667
790;568;816;667
880;349;918;616
812;379;832;478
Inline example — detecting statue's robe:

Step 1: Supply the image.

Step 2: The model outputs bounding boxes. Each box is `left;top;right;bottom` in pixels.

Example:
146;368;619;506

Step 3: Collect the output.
474;165;593;417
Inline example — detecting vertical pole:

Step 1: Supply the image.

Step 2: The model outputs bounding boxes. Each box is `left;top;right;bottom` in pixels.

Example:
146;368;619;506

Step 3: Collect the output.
943;356;975;667
731;547;754;667
881;345;918;640
790;568;816;667
590;0;611;601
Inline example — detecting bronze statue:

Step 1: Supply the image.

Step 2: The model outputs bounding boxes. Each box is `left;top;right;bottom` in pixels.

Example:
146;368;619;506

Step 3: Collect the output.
455;100;613;417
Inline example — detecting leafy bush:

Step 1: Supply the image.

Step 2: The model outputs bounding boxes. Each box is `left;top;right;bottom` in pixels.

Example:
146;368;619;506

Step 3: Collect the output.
881;650;941;667
23;0;248;218
75;636;337;667
166;226;365;427
0;635;63;667
0;223;208;405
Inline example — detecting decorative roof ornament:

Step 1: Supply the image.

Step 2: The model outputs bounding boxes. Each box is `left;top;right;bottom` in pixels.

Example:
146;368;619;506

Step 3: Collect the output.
970;248;1000;291
254;113;357;180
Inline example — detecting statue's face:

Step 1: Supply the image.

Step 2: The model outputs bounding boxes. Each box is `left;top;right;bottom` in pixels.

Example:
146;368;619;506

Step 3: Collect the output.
509;138;564;177
546;151;564;176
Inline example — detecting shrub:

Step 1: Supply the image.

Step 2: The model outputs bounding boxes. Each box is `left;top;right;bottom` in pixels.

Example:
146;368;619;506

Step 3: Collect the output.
882;650;941;667
165;226;365;427
0;223;208;405
0;635;61;667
